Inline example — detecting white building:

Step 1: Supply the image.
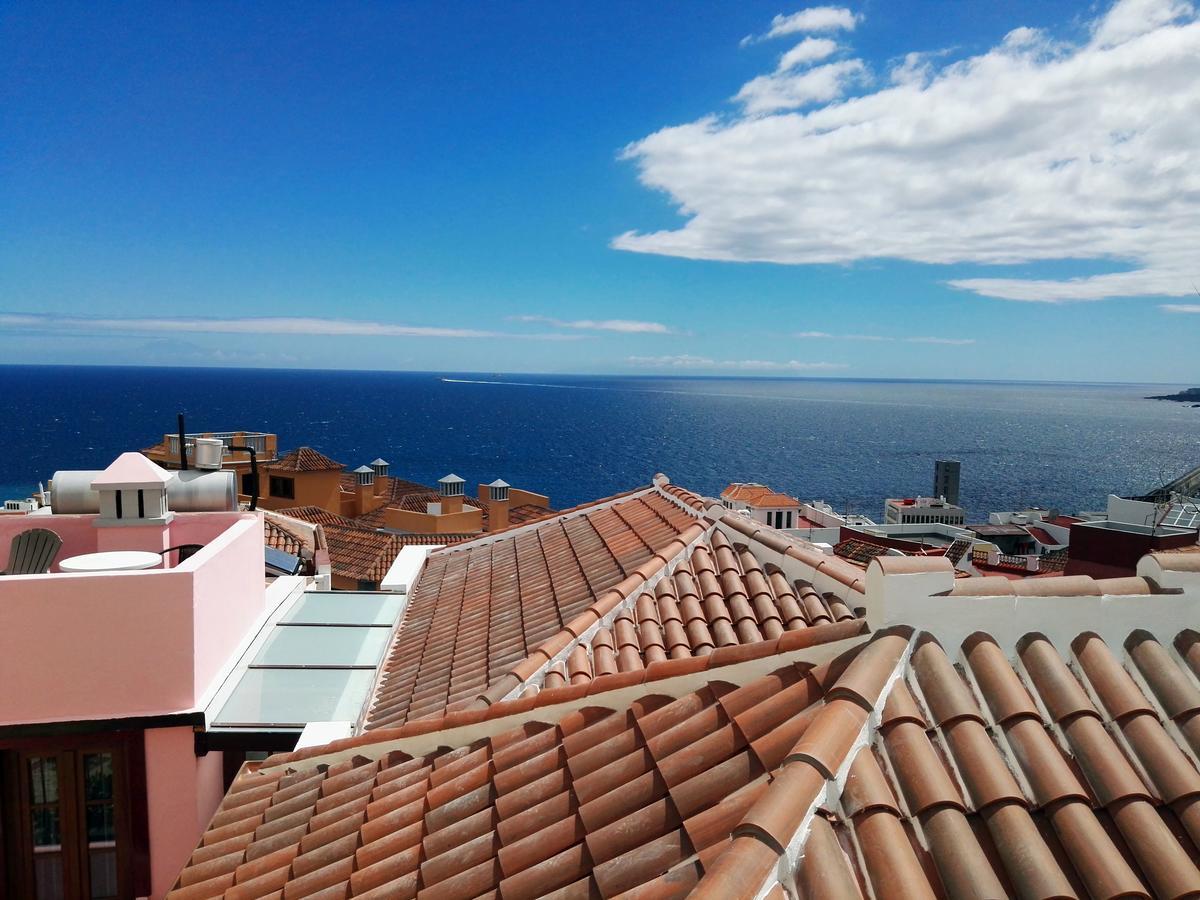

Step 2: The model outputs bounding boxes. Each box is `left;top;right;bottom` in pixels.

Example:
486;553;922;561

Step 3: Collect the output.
720;482;802;529
884;496;966;526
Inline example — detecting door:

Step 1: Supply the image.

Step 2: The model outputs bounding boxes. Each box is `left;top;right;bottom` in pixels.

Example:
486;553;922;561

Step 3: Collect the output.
2;740;140;900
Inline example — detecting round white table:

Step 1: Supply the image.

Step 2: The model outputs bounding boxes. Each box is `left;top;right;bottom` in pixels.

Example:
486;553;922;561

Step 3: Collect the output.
58;551;163;573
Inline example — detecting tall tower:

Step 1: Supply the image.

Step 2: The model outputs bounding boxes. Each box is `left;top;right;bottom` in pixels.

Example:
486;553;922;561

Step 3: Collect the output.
934;459;961;506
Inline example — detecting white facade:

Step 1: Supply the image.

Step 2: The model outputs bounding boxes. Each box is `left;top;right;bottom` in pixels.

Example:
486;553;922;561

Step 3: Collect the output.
884;496;966;526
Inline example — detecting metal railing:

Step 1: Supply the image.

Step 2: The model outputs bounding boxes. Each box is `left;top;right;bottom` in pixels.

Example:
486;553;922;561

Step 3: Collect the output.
167;432;269;455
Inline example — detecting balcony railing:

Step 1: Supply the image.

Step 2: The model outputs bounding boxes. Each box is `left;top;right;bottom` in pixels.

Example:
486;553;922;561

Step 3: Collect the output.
166;433;269;456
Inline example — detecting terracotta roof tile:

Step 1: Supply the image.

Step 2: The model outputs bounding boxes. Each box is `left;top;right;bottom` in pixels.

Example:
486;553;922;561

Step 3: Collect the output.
173;653;858;899
263;518;307;556
810;629;1200;899
276;506;366;529
488;527;866;700
271;447;345;473
322;525;402;584
364;486;704;730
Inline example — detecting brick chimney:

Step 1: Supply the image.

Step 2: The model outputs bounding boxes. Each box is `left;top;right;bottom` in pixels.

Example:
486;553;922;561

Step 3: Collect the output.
370;458;390;498
481;479;511;531
352;465;375;515
438;473;465;514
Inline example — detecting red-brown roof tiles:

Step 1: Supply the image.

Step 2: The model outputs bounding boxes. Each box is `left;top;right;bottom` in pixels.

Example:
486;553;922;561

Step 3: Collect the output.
171;644;878;900
263;518;307;556
322;526;403;584
503;529;863;694
271;447;345;473
364;487;704;730
661;483;706;510
276;506;366;529
812;629;1200;899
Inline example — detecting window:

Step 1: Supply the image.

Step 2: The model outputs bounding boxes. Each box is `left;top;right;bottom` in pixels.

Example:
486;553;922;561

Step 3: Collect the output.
786;511;793;528
269;476;295;499
1;735;148;899
241;473;257;495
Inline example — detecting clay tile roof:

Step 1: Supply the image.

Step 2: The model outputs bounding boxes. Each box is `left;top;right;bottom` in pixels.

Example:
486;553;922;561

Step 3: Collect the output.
171;633;889;900
833;539;891;565
506;503;557;526
662;483;707;510
275;505;365;529
321;525;402;583
720;483;798;508
364;485;707;730
1152;551;1200;572
271;446;344;472
489;530;867;699
263;518;307;556
801;628;1200;899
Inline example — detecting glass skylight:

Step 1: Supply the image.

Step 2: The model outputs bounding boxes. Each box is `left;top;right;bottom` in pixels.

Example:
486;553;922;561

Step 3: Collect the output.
209;591;401;732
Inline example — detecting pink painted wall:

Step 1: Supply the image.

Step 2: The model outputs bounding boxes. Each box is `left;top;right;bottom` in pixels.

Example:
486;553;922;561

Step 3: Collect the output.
0;511;250;572
0;512;267;724
187;516;269;702
144;727;225;899
0;514;97;571
0;569;196;722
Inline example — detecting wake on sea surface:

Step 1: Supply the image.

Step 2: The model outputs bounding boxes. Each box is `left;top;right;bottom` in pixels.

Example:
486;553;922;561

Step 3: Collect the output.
0;366;1194;520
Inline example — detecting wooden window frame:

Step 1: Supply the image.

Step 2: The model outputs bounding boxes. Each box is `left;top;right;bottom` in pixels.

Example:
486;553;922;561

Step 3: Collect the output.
0;731;149;900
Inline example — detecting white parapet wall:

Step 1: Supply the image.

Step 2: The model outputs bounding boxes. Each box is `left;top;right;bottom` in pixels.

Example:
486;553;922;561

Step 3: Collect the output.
381;544;443;594
866;553;1200;654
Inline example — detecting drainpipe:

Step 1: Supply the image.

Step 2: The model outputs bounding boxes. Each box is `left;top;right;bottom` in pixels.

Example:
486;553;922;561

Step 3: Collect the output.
228;445;259;511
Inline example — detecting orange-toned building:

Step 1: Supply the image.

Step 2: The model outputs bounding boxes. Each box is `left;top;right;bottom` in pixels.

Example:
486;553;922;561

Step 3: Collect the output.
254;449;555;589
142;431;279;497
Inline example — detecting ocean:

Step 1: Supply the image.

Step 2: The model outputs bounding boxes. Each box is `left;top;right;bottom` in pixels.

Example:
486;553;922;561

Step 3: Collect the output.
0;365;1195;522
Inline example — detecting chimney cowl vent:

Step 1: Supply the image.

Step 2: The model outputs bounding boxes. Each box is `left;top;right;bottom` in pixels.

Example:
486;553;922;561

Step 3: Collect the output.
353;464;375;486
371;458;390;478
438;473;465;497
487;478;510;502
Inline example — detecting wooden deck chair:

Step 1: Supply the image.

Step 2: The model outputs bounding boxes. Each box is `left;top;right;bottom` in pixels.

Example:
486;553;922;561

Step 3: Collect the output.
1;528;63;575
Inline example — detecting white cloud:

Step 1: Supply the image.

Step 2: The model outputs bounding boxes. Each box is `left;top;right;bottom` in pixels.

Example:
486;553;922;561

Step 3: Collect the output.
627;354;846;371
755;7;858;43
617;0;1200;303
511;314;674;334
736;60;866;114
794;331;976;344
1092;0;1193;46
1161;303;1200;313
778;37;839;71
0;313;579;340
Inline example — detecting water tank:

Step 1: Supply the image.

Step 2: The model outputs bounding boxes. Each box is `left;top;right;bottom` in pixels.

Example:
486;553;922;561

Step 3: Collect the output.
168;470;237;511
192;438;224;471
50;470;104;514
50;469;237;513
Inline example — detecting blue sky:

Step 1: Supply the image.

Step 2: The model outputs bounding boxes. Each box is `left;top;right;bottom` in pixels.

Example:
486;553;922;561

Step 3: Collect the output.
2;1;1197;381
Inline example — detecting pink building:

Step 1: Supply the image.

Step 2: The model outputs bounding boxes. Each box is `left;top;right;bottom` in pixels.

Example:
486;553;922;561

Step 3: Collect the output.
0;453;278;899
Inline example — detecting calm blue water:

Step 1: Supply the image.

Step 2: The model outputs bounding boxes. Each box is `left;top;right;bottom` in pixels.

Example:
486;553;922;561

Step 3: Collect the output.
0;366;1195;521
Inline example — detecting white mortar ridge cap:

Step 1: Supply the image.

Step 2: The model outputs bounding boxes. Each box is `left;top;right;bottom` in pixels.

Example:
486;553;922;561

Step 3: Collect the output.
508;521;717;697
651;481;707;516
258;630;869;776
887;591;1199;657
775;631;918;890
